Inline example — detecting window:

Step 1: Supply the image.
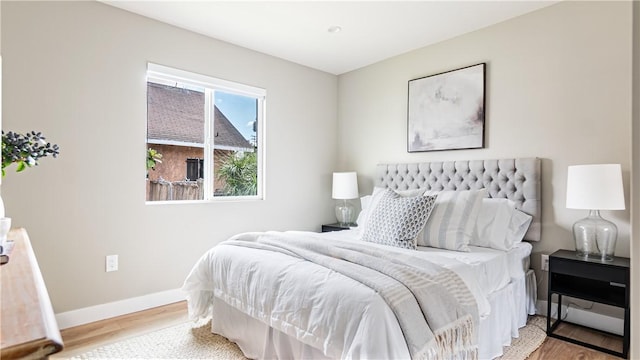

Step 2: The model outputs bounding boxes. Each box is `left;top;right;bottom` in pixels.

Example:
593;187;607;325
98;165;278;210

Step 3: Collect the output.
145;63;265;202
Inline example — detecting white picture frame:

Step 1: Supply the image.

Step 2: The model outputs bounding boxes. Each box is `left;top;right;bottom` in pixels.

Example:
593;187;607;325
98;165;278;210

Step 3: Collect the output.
407;63;486;152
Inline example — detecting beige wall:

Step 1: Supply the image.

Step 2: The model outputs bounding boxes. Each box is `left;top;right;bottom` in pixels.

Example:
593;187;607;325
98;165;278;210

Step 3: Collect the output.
631;1;639;358
1;1;338;312
1;0;638;343
338;0;632;309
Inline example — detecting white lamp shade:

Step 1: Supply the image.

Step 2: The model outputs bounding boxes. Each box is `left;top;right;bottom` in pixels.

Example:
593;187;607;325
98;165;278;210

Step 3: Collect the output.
332;172;359;199
566;164;625;210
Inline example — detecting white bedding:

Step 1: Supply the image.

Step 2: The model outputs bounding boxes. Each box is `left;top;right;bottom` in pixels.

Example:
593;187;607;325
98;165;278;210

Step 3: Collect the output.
325;229;532;318
183;229;534;359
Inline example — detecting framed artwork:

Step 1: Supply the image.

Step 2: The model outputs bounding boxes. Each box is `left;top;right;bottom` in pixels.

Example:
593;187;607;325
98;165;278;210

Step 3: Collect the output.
407;63;486;152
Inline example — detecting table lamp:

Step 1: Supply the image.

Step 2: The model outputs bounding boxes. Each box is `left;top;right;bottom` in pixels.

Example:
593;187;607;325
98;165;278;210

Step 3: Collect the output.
566;164;625;261
332;172;358;226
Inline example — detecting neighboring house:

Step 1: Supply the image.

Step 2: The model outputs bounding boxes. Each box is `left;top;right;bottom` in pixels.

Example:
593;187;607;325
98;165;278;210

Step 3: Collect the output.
146;82;254;194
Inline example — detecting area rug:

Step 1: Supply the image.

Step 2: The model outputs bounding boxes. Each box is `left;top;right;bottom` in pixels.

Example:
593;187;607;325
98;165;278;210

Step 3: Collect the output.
69;319;246;360
70;316;547;360
498;315;547;360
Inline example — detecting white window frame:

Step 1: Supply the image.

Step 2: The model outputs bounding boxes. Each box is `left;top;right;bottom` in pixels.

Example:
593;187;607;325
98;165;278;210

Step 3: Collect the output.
146;63;266;203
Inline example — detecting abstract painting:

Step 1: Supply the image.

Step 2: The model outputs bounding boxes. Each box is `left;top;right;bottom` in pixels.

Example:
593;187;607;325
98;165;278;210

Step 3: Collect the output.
407;63;486;152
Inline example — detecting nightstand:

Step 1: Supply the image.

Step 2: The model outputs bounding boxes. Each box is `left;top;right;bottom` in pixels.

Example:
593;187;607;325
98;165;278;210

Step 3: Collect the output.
321;223;352;233
546;249;630;358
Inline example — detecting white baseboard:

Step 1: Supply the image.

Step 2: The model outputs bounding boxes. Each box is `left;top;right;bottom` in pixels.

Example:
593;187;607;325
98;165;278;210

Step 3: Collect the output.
55;288;185;329
536;300;624;336
55;292;625;335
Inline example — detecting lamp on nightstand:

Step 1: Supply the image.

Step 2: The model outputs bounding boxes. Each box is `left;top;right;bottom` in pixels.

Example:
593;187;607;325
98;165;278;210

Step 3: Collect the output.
332;172;358;226
566;164;625;261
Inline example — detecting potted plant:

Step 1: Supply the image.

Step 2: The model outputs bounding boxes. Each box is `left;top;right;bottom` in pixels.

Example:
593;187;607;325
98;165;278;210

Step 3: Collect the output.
0;131;59;254
2;131;60;176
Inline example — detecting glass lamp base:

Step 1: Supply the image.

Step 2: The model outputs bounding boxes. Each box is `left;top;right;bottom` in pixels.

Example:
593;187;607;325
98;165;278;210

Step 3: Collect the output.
573;210;617;262
335;200;355;227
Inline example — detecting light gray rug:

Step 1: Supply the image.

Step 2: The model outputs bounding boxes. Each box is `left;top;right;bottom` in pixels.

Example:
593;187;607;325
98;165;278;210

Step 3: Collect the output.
71;316;547;359
70;319;246;360
498;315;547;360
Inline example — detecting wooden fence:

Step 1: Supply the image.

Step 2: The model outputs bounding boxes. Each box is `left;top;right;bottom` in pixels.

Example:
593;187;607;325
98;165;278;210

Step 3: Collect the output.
147;179;205;201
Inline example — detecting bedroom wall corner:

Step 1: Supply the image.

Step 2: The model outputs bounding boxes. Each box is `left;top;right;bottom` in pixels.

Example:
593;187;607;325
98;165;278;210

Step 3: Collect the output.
337;0;633;321
630;0;640;357
1;1;338;315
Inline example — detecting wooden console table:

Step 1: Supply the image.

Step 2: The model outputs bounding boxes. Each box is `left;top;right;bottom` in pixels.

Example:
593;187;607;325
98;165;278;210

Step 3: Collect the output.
0;228;63;359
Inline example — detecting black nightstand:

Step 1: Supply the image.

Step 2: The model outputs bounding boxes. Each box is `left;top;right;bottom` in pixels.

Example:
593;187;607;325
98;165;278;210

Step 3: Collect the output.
547;249;630;358
321;223;353;233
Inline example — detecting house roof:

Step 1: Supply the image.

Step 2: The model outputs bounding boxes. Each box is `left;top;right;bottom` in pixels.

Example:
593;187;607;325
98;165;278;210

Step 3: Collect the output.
147;82;253;151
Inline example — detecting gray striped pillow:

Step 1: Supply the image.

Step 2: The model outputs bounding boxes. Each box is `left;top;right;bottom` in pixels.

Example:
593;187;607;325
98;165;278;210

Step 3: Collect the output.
418;189;487;251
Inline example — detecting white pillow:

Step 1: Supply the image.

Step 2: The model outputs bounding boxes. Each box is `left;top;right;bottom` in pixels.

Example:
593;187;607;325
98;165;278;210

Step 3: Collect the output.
473;198;513;250
507;209;533;245
419;189;487;251
362;189;438;250
356;195;372;226
355;187;385;228
472;198;533;251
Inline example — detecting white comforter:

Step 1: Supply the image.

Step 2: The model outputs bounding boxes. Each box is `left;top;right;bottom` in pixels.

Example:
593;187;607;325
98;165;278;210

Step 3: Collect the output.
183;230;496;359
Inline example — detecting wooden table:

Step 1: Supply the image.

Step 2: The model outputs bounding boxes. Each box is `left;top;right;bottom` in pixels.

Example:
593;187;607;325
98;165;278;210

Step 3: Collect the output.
0;228;63;359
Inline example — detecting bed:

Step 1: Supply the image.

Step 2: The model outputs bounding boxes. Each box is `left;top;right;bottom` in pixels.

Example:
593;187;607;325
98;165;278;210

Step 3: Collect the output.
183;158;541;359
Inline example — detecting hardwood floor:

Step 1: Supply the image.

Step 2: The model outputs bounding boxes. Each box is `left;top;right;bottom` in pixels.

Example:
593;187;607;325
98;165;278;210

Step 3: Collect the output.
528;321;623;360
53;301;623;360
52;301;188;359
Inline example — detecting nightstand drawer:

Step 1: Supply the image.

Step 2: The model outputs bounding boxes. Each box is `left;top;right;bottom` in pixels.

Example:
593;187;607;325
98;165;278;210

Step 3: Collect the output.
550;258;627;284
549;272;626;307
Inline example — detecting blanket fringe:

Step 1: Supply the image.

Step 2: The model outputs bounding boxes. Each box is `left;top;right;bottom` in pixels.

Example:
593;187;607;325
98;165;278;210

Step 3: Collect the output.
422;315;477;360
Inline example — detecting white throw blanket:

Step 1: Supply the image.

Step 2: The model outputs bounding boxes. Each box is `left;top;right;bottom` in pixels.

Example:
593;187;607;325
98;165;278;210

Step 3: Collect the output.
223;232;478;359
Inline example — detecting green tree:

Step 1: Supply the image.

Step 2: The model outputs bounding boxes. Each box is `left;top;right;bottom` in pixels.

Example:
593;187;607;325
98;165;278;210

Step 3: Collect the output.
217;151;257;196
146;148;163;171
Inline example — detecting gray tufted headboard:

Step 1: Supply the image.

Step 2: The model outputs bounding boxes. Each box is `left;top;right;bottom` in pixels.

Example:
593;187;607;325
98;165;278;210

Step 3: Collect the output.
375;158;541;241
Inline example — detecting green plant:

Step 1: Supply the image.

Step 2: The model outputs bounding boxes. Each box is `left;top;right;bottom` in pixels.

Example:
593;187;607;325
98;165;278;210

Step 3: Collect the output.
217;151;257;196
146;148;163;171
2;131;60;177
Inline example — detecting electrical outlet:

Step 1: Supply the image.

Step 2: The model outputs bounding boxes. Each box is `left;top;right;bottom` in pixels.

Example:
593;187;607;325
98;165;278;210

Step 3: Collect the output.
541;254;549;272
106;255;118;272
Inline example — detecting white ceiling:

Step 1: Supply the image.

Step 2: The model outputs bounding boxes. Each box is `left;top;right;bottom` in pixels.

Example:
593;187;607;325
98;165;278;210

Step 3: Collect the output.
103;1;558;75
